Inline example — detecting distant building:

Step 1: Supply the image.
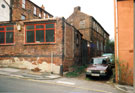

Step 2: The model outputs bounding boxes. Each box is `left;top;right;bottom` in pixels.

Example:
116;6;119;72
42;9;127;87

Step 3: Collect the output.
0;0;53;22
67;6;109;59
114;0;134;85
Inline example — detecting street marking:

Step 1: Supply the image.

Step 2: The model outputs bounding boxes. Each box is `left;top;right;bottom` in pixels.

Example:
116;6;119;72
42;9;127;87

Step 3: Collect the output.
56;81;75;85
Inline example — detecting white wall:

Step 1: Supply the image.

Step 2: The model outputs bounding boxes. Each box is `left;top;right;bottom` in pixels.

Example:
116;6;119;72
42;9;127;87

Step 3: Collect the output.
0;0;10;22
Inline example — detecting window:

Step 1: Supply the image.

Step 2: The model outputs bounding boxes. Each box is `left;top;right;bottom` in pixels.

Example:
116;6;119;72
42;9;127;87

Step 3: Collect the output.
101;42;103;51
44;13;46;19
22;0;25;9
21;15;26;20
97;40;99;50
0;25;14;44
39;13;41;18
34;7;36;15
1;4;6;8
79;20;85;29
25;23;55;44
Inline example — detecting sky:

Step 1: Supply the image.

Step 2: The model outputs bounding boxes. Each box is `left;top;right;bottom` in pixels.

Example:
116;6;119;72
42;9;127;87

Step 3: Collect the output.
32;0;114;40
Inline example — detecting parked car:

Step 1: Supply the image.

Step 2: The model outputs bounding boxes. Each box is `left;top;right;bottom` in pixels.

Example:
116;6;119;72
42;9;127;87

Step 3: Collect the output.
101;53;115;68
86;57;112;77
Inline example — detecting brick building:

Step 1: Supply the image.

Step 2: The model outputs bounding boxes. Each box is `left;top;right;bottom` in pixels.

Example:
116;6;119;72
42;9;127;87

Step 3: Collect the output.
67;6;109;59
114;0;134;85
0;0;53;22
0;18;82;74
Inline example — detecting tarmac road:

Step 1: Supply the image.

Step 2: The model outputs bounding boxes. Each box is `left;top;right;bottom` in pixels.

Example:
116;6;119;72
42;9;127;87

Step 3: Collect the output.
0;75;110;93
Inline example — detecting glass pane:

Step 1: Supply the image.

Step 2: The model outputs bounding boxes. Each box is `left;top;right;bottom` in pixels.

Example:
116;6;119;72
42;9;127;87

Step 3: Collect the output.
21;15;25;20
22;4;25;9
6;27;13;31
36;25;44;29
26;25;34;30
46;24;54;28
46;30;54;42
36;30;44;42
6;32;13;43
26;31;34;43
0;32;4;43
0;27;4;31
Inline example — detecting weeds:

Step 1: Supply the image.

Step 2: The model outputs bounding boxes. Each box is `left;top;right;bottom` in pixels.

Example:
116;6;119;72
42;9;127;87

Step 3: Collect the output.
65;65;87;78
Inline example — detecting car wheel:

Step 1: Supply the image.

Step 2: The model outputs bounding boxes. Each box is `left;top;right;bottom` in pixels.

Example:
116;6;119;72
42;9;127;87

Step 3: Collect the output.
86;74;90;78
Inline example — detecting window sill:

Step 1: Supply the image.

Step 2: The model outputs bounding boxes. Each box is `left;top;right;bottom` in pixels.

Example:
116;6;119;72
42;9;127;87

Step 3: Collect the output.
24;42;56;45
34;14;38;17
0;43;15;46
22;8;26;11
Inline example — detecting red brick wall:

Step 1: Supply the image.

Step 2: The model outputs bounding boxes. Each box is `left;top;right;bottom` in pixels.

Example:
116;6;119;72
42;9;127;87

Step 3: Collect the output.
0;18;83;73
63;22;82;71
12;0;52;21
0;18;64;73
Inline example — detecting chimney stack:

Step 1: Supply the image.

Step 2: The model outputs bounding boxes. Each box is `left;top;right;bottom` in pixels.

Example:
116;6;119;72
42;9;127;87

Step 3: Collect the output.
41;5;45;19
74;6;81;13
41;5;45;10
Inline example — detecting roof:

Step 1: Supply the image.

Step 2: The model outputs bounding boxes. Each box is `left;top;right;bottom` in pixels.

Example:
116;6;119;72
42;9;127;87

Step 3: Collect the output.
28;0;53;17
91;17;109;36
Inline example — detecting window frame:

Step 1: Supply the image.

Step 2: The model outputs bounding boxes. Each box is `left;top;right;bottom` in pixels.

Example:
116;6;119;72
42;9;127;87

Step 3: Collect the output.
22;0;25;9
21;15;26;20
25;23;55;44
34;6;36;15
0;25;15;45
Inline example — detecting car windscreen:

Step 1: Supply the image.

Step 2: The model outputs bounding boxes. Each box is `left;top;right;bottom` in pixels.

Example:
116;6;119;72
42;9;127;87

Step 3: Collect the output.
91;58;107;65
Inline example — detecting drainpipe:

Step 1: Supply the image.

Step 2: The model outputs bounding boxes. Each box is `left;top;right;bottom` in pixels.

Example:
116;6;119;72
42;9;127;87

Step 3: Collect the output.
133;1;135;93
115;0;120;81
51;51;53;74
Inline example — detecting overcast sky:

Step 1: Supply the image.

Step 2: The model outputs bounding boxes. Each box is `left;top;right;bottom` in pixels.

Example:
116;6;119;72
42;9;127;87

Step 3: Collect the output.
32;0;114;39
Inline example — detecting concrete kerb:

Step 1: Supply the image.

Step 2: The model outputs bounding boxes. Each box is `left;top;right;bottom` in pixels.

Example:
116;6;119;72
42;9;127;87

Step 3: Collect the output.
114;84;134;93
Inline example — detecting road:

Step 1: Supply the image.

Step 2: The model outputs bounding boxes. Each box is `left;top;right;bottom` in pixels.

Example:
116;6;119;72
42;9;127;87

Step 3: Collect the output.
0;75;110;93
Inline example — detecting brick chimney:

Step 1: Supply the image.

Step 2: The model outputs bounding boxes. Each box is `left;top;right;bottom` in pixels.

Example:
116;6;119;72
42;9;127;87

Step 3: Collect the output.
74;6;81;13
41;5;45;19
41;5;45;10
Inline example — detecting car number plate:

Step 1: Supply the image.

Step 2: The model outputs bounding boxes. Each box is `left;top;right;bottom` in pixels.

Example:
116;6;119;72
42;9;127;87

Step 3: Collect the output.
91;74;100;76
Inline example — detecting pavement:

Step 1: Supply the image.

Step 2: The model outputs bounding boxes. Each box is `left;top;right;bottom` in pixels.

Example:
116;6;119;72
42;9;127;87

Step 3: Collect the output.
0;67;61;80
0;67;134;93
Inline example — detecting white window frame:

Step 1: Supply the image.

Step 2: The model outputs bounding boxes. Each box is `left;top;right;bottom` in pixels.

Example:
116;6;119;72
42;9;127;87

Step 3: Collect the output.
21;15;26;20
22;0;25;9
34;7;36;15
